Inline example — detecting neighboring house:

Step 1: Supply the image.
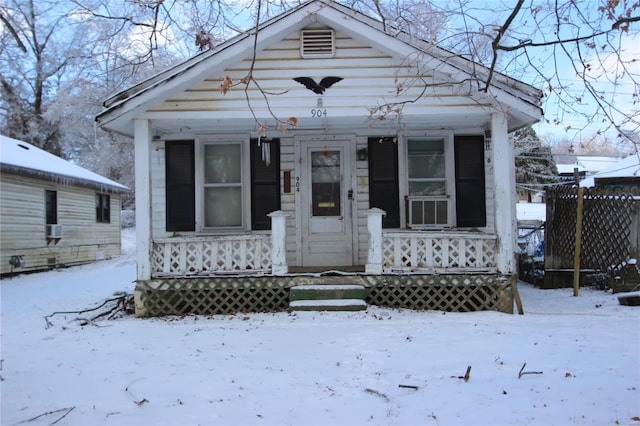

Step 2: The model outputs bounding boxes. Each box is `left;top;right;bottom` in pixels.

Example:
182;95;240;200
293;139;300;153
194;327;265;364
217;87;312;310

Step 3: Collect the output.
97;0;542;316
558;156;621;183
580;154;640;188
557;163;587;183
0;135;130;275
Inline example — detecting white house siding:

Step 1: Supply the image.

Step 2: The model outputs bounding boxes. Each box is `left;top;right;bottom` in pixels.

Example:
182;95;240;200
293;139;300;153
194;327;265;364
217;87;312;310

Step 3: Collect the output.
0;174;122;275
147;28;480;125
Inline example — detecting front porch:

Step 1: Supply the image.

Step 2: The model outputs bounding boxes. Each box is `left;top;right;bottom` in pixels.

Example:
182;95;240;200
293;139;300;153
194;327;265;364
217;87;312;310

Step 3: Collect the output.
135;209;513;316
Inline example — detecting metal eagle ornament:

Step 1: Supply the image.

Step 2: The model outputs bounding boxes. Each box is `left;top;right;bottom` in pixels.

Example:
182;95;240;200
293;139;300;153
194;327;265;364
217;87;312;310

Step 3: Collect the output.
293;77;343;94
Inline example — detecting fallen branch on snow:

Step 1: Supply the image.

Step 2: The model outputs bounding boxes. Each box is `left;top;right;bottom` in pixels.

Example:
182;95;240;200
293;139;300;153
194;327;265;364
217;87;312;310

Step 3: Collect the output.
16;406;75;425
44;292;134;329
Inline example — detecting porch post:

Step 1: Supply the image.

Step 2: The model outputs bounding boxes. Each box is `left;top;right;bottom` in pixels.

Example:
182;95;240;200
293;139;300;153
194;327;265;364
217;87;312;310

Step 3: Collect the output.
491;112;517;274
268;211;289;275
134;119;152;281
366;208;386;274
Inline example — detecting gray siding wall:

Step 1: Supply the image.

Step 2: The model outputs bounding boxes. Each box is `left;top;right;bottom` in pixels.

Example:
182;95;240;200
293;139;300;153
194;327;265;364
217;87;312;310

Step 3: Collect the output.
1;174;122;275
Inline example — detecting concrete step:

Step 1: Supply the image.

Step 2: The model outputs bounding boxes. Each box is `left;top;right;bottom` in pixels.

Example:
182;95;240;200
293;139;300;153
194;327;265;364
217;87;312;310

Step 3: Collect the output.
290;284;366;301
289;284;367;311
289;298;368;311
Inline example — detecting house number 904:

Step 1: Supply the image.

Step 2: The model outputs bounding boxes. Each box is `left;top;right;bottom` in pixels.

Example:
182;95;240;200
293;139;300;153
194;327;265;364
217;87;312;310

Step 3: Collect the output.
310;109;327;118
295;176;300;192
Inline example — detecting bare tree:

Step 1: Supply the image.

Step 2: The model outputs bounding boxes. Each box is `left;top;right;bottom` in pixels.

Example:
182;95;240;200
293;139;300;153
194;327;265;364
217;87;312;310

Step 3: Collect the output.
2;0;637;180
438;1;638;147
0;0;89;154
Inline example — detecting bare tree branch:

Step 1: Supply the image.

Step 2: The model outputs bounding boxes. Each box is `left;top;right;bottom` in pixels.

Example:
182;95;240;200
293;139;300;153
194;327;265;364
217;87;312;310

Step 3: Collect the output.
483;0;525;91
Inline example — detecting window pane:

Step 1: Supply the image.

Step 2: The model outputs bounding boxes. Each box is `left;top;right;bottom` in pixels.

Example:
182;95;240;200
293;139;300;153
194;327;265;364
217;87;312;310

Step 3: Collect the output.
311;151;341;216
45;190;57;224
204;144;241;184
408;139;445;179
409;181;446;196
205;187;242;227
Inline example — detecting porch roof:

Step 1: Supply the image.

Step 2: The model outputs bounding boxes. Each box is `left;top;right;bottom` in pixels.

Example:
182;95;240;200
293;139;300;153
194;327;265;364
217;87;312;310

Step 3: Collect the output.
96;0;543;137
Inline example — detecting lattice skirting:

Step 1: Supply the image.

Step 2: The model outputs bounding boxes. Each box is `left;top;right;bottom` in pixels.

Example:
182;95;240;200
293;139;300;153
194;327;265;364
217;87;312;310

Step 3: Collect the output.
134;274;514;317
364;275;513;313
135;278;291;317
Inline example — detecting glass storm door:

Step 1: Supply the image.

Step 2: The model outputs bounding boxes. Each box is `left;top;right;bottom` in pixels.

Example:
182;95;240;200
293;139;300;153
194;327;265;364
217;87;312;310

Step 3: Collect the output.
300;140;353;266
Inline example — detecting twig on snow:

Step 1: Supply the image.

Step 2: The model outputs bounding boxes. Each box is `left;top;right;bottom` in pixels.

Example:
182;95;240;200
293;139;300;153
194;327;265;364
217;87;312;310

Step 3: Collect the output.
451;365;472;382
364;388;390;401
398;384;419;390
125;378;149;406
16;406;75;425
518;362;543;379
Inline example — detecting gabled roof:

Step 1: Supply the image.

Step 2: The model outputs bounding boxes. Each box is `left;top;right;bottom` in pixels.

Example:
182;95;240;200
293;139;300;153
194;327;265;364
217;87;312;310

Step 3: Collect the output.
0;135;130;193
97;0;542;136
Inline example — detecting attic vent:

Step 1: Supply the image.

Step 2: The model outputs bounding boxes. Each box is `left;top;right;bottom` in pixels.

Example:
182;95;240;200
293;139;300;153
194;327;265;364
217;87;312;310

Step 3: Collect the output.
301;29;335;58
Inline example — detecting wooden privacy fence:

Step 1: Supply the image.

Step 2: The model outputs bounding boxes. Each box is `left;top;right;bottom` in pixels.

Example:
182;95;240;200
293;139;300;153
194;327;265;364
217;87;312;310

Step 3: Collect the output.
544;186;638;288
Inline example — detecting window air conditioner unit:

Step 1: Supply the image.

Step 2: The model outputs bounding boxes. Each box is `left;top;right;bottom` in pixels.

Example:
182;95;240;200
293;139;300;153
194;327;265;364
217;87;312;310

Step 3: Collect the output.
406;196;449;228
46;224;63;239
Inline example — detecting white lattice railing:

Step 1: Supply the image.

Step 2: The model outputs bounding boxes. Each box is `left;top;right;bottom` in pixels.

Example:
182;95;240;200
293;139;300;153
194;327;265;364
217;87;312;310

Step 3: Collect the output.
151;234;272;277
381;231;497;273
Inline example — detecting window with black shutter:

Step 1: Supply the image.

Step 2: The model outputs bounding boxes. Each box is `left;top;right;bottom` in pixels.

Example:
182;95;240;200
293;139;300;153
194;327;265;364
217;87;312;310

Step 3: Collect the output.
250;138;280;230
368;137;400;228
165;140;195;231
454;135;486;227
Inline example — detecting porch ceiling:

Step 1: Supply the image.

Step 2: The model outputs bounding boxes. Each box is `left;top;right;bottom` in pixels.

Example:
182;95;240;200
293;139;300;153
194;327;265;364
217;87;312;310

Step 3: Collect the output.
147;111;524;137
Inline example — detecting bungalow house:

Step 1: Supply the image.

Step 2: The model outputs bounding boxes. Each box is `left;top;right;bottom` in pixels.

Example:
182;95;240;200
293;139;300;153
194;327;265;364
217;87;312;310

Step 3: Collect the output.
0;135;130;275
96;0;542;316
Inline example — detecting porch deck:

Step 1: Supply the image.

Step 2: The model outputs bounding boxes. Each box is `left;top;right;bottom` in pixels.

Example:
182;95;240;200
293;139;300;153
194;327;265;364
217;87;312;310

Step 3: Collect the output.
134;273;513;317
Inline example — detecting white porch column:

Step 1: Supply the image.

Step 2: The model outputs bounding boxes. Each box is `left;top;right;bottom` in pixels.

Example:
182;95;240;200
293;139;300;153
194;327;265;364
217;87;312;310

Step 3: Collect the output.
491;112;517;274
134;119;152;281
268;211;289;275
365;208;386;274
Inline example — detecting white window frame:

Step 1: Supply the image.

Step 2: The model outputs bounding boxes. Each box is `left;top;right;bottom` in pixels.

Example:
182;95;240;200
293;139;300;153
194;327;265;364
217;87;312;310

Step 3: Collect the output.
195;135;250;232
398;131;456;227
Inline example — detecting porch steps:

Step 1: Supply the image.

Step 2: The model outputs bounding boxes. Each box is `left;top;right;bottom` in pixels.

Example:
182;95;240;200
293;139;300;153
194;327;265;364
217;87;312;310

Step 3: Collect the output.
289;284;367;311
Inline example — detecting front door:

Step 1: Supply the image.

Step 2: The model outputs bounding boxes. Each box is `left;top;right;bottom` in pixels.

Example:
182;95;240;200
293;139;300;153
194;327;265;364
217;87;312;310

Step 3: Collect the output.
298;138;354;266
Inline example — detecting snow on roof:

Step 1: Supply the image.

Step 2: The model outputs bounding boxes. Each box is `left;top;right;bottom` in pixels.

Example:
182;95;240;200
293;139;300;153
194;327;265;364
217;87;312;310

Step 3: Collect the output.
556;163;587;174
575;156;621;173
0;135;129;192
580;154;640;187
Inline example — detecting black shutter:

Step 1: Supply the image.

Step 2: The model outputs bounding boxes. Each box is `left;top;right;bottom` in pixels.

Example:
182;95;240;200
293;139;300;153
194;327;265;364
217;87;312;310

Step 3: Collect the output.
368;137;400;228
165;140;195;232
250;139;280;230
454;135;486;227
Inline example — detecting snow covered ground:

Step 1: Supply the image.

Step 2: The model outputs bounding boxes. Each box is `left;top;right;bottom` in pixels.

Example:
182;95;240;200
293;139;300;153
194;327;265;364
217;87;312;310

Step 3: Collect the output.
1;228;639;426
